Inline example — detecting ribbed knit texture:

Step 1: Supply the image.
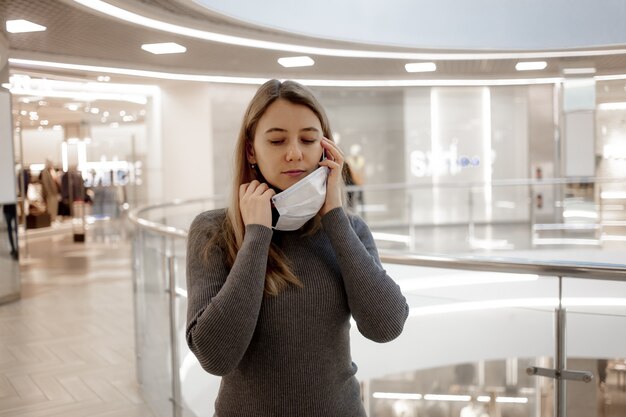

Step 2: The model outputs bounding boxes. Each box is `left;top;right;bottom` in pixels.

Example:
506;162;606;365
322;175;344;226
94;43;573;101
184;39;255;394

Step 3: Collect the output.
186;207;409;417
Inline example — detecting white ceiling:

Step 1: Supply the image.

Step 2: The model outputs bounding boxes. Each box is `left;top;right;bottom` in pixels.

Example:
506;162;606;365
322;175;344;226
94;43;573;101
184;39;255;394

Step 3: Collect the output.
191;0;626;51
3;0;626;82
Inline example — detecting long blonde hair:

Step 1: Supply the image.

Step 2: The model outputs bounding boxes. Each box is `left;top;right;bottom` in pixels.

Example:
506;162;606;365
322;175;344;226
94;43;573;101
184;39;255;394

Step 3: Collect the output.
209;79;335;296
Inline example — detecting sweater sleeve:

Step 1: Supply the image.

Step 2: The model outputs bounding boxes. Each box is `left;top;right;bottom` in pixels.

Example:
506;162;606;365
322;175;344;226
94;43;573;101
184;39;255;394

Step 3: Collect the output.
185;211;273;376
321;207;408;343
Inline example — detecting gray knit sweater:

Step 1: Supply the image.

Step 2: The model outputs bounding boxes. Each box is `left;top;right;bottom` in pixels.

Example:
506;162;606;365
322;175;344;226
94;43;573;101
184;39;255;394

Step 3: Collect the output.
186;207;408;417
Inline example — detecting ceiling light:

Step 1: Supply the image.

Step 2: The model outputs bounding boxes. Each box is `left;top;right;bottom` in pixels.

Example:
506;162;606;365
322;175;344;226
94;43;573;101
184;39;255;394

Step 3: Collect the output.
562;67;596;75
598;102;626;110
6;19;46;34
9;58;566;87
423;394;471;402
278;56;315;68
496;396;529;404
405;62;437;73
90;107;100;114
141;42;186;54
601;191;626;199
516;61;548;71
373;392;422;400
371;232;411;244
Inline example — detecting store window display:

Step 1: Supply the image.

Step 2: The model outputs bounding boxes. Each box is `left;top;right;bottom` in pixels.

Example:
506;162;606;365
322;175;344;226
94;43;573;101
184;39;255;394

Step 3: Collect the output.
39;159;60;223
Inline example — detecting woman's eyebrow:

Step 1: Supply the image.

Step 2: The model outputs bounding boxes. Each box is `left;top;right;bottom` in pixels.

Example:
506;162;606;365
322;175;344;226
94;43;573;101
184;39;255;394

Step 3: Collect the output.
264;127;288;134
264;127;320;134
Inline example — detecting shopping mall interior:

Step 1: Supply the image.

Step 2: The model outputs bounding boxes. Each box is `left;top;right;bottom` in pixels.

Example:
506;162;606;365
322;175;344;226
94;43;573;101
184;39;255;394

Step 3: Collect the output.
0;1;625;416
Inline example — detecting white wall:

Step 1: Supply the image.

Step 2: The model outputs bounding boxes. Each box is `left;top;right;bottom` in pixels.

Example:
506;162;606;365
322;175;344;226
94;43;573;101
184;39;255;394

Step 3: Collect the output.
209;84;257;202
20;128;65;167
161;83;214;202
0;90;16;204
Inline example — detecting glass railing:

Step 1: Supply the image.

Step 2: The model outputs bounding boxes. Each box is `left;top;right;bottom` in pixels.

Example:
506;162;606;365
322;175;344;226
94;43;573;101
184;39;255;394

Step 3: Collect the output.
128;178;626;417
347;177;626;254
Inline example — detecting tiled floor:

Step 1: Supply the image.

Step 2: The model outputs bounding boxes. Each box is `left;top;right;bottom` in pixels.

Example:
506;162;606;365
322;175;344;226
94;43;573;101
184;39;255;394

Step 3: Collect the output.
0;226;154;417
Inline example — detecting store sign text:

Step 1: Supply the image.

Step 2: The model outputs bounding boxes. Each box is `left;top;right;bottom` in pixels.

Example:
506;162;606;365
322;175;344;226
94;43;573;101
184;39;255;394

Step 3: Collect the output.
410;145;483;178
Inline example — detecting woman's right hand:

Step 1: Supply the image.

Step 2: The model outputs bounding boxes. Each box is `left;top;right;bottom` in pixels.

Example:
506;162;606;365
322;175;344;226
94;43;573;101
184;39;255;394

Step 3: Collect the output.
239;181;275;228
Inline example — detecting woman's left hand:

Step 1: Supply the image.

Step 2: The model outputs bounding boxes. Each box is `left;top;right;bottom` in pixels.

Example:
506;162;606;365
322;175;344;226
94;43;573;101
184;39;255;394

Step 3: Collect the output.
319;137;344;215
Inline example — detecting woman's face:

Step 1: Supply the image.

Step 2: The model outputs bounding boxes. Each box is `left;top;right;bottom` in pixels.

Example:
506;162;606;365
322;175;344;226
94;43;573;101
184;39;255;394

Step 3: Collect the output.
249;99;324;191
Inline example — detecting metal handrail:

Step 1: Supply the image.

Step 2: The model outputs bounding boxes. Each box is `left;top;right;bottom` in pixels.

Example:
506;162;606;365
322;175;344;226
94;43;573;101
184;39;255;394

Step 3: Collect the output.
128;196;225;238
379;252;626;282
342;175;625;192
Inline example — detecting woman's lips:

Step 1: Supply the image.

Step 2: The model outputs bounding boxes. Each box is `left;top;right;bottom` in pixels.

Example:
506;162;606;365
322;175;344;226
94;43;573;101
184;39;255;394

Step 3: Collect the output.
282;170;306;177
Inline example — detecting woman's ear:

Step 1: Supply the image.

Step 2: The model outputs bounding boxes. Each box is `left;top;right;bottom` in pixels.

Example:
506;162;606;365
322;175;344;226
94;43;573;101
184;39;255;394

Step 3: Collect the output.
245;142;256;164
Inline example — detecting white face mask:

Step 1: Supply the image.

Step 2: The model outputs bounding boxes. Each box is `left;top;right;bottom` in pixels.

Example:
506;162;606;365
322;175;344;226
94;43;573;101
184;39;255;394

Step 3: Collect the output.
271;166;329;231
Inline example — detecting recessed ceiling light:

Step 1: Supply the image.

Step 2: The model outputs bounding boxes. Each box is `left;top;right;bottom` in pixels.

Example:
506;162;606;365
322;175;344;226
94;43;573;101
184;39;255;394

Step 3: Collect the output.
141;42;186;54
277;56;315;68
516;61;548;71
405;62;437;73
562;67;596;75
597;102;626;110
9;58;568;87
6;19;46;33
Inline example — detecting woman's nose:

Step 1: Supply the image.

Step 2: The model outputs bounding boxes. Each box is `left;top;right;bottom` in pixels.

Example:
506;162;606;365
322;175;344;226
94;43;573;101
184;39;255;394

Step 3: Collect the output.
285;142;303;161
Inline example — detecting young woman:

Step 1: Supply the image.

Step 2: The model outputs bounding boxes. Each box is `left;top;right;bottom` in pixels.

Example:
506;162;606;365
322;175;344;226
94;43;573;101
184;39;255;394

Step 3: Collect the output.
186;79;408;416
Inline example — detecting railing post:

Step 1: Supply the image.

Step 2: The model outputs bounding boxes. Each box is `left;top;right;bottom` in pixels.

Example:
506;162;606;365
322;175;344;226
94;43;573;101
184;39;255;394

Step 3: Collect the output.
468;187;475;241
555;276;566;417
166;252;182;417
408;191;416;252
526;275;593;417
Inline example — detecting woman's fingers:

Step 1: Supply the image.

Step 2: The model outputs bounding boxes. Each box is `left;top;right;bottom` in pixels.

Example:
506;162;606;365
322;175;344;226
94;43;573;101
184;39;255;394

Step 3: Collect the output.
253;182;269;195
321;137;344;162
319;159;341;170
239;181;274;227
319;138;344;215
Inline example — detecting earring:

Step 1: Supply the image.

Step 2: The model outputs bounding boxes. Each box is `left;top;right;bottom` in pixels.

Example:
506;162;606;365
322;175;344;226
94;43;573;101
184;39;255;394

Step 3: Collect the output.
250;163;256;169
